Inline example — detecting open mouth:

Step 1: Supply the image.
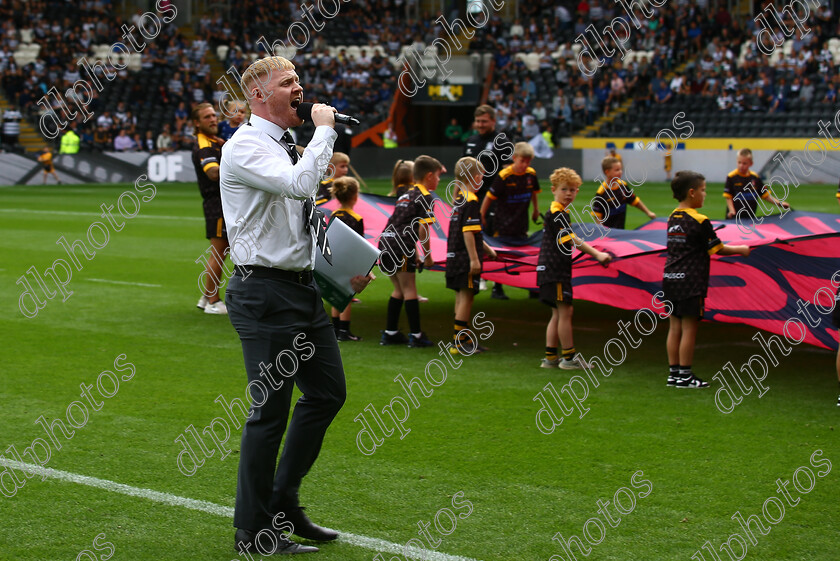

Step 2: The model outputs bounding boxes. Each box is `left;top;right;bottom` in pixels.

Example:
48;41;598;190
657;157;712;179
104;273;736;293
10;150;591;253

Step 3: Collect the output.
291;97;302;109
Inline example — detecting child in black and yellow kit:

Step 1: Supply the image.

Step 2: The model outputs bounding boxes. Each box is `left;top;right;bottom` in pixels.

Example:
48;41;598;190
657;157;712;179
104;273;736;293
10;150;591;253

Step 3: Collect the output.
664;171;750;388
446;157;497;355
378;155;443;348
479;141;541;300
539;168;612;369
723;147;789;220
328;176;365;341
836;184;840;405
389;159;414;198
591;156;656;229
316;152;350;205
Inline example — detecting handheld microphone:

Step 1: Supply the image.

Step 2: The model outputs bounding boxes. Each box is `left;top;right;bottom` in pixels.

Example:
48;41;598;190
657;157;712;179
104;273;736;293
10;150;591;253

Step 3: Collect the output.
296;102;360;126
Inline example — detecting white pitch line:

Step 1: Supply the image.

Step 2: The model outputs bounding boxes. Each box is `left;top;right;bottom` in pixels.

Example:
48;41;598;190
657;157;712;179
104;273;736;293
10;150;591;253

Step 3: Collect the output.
0;458;481;561
0;208;201;221
0;458;233;517
87;279;162;288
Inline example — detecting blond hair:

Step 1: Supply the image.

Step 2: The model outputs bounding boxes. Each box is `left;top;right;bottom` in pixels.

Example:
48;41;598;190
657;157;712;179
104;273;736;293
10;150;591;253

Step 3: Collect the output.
190;102;214;123
331;152;350;164
240;56;295;102
513;142;535;159
550;168;583;190
389;159;414;196
454;157;485;193
737;148;753;160
601;156;621;172
329;176;360;204
225;99;247;112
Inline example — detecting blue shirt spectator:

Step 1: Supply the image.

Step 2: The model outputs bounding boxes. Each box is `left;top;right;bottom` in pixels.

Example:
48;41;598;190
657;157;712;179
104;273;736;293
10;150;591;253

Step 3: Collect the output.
594;80;611;106
331;92;350;113
655;85;672;103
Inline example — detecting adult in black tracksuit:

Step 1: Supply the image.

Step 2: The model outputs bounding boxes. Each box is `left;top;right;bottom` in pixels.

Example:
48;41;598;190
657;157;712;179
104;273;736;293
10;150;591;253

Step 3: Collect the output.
463;104;514;299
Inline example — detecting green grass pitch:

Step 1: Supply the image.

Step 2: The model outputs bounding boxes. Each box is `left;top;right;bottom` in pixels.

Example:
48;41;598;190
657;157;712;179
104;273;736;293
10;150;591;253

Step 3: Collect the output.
0;175;838;561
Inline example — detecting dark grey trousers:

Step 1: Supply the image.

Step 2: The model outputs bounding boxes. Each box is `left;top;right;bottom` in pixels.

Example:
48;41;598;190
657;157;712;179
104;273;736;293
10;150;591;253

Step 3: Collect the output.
225;273;346;531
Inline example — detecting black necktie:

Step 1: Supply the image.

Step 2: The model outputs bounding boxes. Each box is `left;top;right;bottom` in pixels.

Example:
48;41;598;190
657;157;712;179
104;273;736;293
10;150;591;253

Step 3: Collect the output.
281;132;332;265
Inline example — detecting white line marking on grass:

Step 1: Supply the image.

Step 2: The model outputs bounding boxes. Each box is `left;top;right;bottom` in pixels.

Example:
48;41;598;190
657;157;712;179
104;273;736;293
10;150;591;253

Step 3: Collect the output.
0;458;233;517
0;458;481;561
88;279;162;288
0;209;201;221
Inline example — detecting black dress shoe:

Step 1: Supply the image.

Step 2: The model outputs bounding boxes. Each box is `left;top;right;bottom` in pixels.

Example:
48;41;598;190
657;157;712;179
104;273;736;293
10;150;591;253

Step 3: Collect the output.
284;507;339;541
234;528;319;555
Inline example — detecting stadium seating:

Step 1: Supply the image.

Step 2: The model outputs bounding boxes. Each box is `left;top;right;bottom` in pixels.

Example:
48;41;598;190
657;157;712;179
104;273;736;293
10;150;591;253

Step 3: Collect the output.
3;0;840;152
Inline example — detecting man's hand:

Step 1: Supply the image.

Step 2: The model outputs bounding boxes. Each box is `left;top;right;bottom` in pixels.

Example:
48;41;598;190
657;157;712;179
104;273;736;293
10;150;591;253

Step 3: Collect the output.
311;103;336;128
469;259;481;275
532;208;541;223
484;247;497;260
726;210;736;219
350;273;375;293
423;253;433;269
646;210;657;219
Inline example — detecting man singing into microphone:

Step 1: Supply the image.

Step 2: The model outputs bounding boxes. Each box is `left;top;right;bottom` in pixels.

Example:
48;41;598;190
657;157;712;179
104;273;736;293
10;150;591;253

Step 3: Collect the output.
220;56;372;555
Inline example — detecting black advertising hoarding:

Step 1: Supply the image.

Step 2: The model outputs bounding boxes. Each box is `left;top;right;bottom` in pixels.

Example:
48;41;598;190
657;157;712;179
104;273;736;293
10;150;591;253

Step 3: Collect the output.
413;84;481;105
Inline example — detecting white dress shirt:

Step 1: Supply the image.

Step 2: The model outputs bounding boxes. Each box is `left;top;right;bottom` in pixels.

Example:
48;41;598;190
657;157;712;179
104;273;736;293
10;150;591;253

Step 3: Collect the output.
220;114;337;271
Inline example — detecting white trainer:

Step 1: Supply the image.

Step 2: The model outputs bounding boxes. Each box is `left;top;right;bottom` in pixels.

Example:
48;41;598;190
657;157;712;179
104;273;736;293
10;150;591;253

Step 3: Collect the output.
204;300;228;315
559;355;591;370
197;295;208;310
540;358;560;368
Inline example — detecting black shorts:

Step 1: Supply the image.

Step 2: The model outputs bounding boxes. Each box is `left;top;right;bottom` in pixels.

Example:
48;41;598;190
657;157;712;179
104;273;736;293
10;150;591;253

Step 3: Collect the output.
43;165;54;172
670;296;704;318
539;281;573;307
205;216;227;240
379;251;416;275
446;272;480;294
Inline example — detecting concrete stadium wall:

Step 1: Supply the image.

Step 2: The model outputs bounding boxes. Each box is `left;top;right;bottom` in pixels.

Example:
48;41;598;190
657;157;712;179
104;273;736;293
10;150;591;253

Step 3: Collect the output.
4;149;579;187
582;149;839;184
345;147;582;181
8;147;833;187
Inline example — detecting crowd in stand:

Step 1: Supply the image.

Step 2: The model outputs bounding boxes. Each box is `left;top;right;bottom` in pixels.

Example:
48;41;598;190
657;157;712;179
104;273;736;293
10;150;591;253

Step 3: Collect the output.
1;0;839;154
474;0;840;144
0;1;208;152
198;0;440;127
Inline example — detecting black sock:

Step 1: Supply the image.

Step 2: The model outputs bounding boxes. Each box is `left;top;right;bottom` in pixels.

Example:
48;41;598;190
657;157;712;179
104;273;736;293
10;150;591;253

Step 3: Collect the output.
679;365;692;378
453;319;468;344
404;298;421;334
337;320;348;331
545;347;558;360
386;297;403;331
562;347;576;360
669;364;679;376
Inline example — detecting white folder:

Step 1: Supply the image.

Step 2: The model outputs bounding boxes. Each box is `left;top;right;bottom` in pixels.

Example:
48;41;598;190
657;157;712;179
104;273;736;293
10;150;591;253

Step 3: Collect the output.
314;216;380;310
